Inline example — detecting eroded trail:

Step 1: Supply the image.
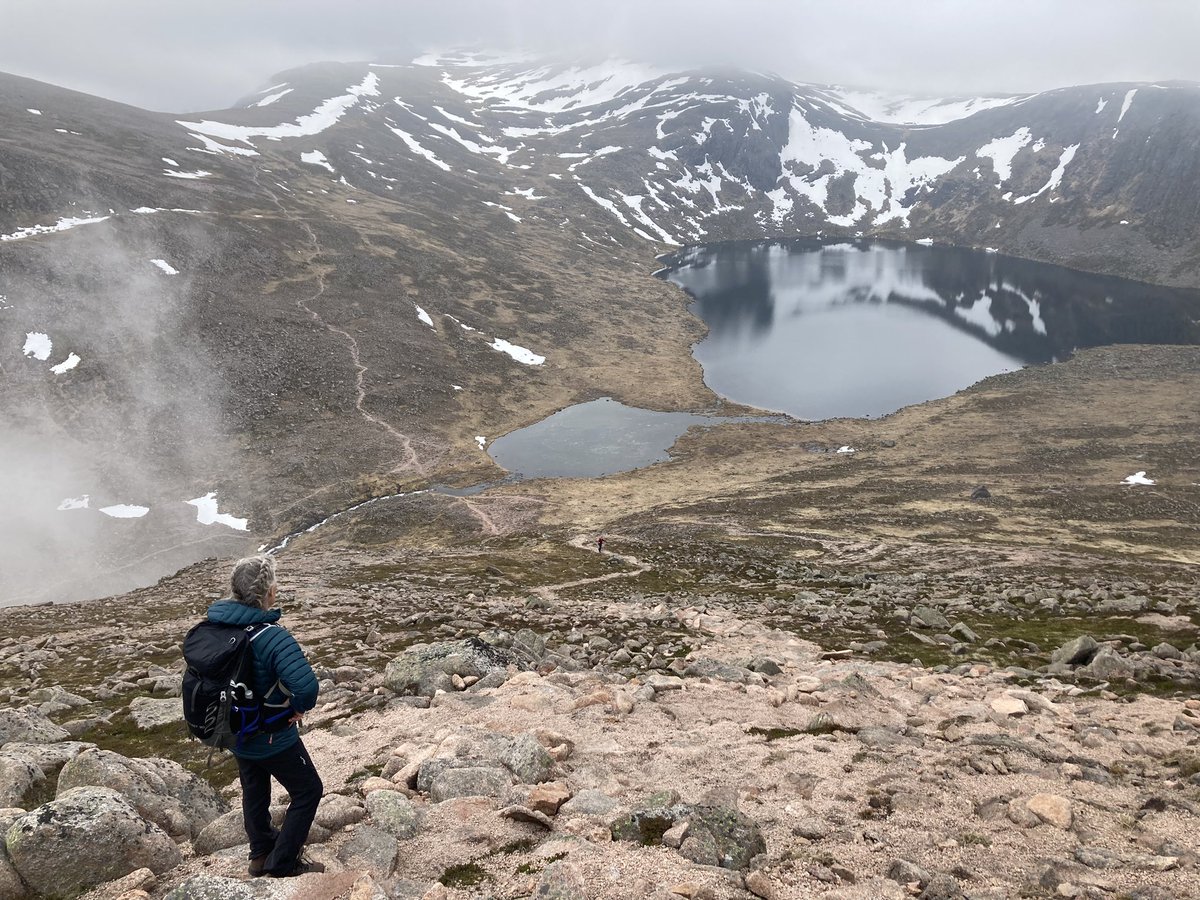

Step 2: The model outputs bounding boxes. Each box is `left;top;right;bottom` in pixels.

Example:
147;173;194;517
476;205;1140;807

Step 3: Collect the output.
531;534;651;600
253;171;425;480
292;218;425;477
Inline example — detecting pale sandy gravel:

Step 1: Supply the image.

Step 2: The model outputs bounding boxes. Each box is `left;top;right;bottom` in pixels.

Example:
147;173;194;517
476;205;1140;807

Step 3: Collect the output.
267;612;1196;899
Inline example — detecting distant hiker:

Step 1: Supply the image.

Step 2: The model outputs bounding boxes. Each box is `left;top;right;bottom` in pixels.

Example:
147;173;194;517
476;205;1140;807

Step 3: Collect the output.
206;555;324;878
597;535;606;554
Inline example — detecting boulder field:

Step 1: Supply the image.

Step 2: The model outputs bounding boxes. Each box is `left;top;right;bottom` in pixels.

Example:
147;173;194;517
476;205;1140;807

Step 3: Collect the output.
0;603;1197;899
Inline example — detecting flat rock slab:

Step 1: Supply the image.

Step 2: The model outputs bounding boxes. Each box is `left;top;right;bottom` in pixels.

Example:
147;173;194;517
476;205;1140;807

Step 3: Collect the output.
127;697;184;731
0;706;69;746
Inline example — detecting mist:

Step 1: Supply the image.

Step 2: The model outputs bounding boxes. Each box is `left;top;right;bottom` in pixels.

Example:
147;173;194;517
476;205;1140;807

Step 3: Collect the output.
0;214;251;606
1;0;1200;112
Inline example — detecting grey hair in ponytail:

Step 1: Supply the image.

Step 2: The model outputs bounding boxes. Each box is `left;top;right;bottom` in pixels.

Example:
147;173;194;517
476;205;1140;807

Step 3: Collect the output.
230;555;277;608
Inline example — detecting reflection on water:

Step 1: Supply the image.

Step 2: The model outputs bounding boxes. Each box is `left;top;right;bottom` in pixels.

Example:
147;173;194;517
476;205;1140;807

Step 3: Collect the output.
663;240;1200;420
487;397;772;478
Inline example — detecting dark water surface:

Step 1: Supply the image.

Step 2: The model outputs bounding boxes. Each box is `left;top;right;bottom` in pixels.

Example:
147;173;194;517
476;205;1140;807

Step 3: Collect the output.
662;240;1200;420
487;397;773;478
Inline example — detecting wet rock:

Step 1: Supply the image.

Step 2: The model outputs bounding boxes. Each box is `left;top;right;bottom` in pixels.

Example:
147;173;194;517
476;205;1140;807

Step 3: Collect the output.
5;787;181;898
0;707;69;747
365;790;422;839
57;748;227;841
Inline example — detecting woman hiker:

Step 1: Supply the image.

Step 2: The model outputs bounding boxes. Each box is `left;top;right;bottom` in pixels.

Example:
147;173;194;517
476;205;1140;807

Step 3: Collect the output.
206;554;324;877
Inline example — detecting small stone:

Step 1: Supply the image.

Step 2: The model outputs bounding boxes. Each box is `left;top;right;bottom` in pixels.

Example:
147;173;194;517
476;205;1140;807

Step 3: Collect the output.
662;820;690;848
745;870;777;899
1027;793;1073;829
528;782;571;816
500;805;554;829
990;695;1028;717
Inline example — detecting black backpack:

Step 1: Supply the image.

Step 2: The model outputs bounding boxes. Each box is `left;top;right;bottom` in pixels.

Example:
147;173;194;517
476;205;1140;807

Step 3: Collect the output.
181;621;291;751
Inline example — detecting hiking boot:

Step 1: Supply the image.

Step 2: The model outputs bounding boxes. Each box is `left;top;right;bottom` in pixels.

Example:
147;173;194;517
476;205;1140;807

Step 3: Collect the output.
268;858;325;878
248;854;269;878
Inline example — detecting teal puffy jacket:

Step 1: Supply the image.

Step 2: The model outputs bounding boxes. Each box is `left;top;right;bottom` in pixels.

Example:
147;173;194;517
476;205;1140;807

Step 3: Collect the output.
205;600;319;760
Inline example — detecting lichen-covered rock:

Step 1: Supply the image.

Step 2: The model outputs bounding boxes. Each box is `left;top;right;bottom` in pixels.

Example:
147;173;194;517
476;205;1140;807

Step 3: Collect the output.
0;708;69;748
5;787;181;899
162;874;268;899
336;823;398;878
383;638;523;698
429;766;511;803
610;800;766;870
0;850;24;900
127;697;184;731
364;790;422;839
532;860;587;899
501;734;554;784
57;749;227;841
0;754;43;809
193;808;247;856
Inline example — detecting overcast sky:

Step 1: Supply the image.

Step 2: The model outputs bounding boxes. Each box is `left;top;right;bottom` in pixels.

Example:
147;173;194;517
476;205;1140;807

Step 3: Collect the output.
3;0;1199;112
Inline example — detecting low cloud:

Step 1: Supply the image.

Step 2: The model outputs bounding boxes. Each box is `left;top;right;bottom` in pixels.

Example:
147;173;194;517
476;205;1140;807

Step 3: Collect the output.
2;1;1199;111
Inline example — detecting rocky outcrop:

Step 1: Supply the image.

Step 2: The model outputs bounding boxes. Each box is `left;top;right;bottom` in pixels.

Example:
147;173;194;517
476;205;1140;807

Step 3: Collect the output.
56;749;227;842
0;708;68;747
382;637;526;698
4;787;180;898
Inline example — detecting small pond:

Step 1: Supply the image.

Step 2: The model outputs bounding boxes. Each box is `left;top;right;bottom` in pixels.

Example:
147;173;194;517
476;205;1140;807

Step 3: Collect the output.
486;397;772;478
661;239;1200;420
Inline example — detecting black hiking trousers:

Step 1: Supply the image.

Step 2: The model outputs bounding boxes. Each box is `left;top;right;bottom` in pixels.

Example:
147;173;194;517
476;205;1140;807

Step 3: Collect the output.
236;738;323;875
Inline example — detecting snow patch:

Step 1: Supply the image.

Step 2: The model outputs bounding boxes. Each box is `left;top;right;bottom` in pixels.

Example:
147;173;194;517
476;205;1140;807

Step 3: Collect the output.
254;88;293;107
22;333;52;360
1118;89;1137;123
179;73;380;143
150;259;179;275
414;303;435;328
1013;144;1078;204
26;108;41;115
475;435;487;449
301;149;335;172
489;338;545;366
186;492;249;530
50;353;81;374
1121;471;1155;486
99;504;150;519
387;126;452;170
188;133;258;156
976;128;1032;183
1;215;110;242
163;169;211;179
821;88;1026;125
57;496;89;511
